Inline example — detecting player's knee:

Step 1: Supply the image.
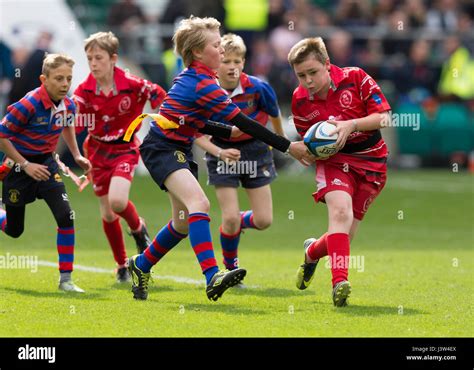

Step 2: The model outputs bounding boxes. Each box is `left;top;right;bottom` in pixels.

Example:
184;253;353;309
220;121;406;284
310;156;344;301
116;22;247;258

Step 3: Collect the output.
101;211;117;223
109;197;127;213
189;196;210;214
330;205;353;226
253;214;272;230
222;215;241;234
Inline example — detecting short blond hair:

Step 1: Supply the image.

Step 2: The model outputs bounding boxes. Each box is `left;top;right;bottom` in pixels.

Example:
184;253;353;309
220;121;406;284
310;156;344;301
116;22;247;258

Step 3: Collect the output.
288;37;329;67
84;31;119;56
173;16;221;67
221;33;246;58
42;53;75;76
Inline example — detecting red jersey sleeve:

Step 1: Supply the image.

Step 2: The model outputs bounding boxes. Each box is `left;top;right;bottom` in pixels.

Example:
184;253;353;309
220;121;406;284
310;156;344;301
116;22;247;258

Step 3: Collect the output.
357;69;391;114
135;77;166;110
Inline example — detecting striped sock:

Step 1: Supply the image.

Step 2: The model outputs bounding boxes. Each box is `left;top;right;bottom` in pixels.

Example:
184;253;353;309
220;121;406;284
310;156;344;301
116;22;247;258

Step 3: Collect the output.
240;210;257;229
0;209;6;232
188;212;218;284
220;225;241;270
136;221;187;273
57;227;75;272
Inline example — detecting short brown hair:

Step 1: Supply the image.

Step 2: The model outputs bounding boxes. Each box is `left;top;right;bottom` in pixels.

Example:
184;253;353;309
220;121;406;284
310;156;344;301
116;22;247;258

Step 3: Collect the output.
173;16;221;67
84;31;119;56
288;37;329;67
221;33;246;58
42;53;75;76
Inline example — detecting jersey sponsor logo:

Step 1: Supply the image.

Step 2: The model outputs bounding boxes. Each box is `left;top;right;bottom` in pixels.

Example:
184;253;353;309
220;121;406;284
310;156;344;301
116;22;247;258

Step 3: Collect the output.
8;189;20;203
339;90;353;108
331;178;349;188
118;96;132;113
174;150;186;163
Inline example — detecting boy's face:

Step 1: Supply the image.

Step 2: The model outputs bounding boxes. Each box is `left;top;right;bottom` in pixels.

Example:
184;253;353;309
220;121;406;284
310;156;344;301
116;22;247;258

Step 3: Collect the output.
195;30;224;71
40;64;73;102
86;46;117;81
218;52;245;87
293;55;331;96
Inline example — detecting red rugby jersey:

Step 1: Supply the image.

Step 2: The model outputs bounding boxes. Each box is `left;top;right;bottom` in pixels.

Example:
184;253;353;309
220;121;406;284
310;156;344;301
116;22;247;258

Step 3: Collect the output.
291;65;391;172
73;66;165;142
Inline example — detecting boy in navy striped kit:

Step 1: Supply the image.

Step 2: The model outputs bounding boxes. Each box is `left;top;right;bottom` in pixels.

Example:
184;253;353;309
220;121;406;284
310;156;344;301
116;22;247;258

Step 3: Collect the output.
0;54;91;292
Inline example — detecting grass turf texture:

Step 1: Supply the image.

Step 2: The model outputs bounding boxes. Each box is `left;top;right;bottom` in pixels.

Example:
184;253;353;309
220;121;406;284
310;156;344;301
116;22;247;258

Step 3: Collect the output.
0;169;472;337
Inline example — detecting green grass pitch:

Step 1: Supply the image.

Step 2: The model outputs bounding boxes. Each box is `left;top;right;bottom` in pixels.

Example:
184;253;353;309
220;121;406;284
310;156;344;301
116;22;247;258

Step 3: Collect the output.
0;169;472;337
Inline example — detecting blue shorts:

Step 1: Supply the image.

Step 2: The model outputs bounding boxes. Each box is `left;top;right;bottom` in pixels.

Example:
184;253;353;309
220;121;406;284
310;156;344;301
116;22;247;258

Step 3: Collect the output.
2;153;66;206
205;138;276;189
140;131;198;191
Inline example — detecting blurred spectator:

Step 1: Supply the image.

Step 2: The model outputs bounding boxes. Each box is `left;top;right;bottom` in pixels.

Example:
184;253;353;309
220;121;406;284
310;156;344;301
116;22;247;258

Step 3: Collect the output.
403;0;427;28
7;31;53;106
108;0;147;29
267;0;287;34
426;0;460;33
382;9;412;57
327;29;359;67
334;0;373;28
394;39;439;103
249;36;274;78
438;35;474;100
107;0;147;54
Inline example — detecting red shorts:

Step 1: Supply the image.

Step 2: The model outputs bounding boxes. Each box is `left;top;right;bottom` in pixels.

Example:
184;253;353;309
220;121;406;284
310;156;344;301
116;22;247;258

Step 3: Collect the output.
313;161;387;220
83;136;140;197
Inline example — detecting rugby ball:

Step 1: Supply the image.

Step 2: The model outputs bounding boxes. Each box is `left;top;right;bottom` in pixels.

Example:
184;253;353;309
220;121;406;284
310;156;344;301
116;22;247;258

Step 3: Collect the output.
303;121;338;158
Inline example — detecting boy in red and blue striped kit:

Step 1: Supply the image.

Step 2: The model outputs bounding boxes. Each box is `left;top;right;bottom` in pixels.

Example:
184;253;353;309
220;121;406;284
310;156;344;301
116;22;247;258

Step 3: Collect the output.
195;34;286;276
0;54;91;292
126;16;308;301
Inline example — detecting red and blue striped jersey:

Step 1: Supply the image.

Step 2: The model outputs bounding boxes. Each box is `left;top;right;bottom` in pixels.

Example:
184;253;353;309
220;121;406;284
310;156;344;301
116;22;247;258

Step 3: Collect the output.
212;72;279;142
0;84;76;155
150;61;240;144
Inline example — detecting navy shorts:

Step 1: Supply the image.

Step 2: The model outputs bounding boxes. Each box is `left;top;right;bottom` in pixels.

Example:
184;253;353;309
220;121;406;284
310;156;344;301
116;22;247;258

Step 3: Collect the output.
2;153;67;207
140;131;198;191
205;138;277;189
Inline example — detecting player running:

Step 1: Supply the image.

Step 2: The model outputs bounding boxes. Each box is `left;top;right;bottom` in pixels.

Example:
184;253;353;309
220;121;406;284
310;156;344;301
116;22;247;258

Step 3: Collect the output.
289;37;391;306
0;54;92;292
195;33;285;277
126;16;308;301
73;32;166;283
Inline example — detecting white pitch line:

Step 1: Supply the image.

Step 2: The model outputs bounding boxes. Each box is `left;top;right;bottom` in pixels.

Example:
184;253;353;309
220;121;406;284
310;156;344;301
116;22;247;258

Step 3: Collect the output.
37;260;259;288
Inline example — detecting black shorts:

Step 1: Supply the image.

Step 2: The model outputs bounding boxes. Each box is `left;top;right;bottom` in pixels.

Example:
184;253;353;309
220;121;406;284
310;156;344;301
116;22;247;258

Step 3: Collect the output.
140;131;198;191
205;138;277;189
2;153;67;206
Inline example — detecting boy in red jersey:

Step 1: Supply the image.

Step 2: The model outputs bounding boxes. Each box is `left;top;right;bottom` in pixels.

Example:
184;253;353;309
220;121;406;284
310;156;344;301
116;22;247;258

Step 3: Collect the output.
289;38;392;306
73;32;166;282
0;54;91;292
